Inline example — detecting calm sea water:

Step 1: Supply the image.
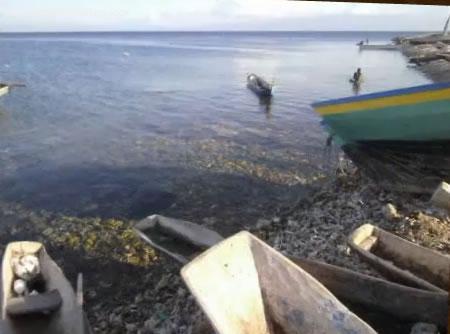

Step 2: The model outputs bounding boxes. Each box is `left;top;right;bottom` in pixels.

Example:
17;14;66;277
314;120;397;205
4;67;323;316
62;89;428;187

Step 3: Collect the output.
0;31;431;222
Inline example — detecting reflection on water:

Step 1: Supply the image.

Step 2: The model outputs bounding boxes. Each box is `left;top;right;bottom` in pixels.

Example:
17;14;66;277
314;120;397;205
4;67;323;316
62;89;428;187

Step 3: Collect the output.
352;82;361;95
259;95;273;119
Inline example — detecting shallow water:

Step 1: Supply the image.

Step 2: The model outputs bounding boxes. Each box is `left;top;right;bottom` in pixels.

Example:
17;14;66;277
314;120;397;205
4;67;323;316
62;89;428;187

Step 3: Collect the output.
0;31;431;222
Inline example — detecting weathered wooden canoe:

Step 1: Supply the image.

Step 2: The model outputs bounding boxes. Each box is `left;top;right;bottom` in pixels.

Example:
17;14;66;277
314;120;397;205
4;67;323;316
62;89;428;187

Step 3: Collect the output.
181;231;376;334
312;82;450;193
348;224;450;293
134;215;448;328
247;73;272;97
0;241;92;334
133;214;223;264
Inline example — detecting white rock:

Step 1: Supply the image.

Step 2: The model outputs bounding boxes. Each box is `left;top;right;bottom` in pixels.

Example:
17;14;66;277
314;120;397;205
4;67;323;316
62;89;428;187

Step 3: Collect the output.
431;181;450;212
382;203;399;221
13;279;27;296
12;255;40;281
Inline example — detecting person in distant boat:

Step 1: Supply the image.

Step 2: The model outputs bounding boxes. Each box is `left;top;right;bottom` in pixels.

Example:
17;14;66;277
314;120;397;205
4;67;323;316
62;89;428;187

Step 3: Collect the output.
352;68;362;84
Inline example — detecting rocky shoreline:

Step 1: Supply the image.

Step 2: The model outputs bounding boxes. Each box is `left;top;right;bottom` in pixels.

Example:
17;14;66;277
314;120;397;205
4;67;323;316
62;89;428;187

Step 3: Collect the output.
1;158;447;334
397;33;450;82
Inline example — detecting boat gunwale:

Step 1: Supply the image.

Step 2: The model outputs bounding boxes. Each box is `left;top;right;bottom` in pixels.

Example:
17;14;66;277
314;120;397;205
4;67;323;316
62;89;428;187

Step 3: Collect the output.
311;81;450;108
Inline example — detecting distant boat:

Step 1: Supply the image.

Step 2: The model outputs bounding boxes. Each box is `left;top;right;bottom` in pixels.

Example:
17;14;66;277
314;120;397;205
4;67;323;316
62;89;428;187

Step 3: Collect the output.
247;73;272;97
312;82;450;193
359;44;400;51
0;241;92;334
0;84;9;97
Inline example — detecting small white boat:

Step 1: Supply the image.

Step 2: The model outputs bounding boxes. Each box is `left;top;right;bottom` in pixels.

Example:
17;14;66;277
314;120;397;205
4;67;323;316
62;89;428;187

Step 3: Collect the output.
0;241;92;334
0;84;9;97
181;231;376;334
359;44;400;51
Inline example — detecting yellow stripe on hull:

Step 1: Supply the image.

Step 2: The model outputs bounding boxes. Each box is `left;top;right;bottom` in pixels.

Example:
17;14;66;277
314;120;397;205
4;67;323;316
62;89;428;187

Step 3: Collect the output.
315;87;450;116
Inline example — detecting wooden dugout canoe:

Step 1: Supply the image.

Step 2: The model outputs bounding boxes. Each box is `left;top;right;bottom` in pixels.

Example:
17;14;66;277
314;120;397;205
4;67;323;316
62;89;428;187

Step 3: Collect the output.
181;231;376;334
0;241;92;334
133;215;447;328
348;224;450;293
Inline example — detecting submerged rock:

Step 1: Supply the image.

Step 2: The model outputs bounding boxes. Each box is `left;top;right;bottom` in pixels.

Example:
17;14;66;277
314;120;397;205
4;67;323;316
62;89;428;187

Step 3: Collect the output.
13;279;27;296
410;323;439;334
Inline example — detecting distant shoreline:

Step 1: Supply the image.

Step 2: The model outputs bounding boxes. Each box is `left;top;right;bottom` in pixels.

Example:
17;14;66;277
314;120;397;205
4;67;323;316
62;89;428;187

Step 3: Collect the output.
0;30;438;35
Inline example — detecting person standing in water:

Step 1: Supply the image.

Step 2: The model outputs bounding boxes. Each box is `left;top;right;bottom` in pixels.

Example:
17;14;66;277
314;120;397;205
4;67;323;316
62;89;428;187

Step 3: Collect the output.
352;68;362;84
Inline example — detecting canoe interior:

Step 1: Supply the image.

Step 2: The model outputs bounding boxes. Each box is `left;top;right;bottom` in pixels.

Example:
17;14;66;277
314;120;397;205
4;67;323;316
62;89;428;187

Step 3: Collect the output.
182;231;376;334
133;215;223;263
349;224;450;292
1;241;90;334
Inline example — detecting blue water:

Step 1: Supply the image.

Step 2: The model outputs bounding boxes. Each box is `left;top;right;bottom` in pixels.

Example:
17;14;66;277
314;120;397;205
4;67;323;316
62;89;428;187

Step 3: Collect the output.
0;31;431;220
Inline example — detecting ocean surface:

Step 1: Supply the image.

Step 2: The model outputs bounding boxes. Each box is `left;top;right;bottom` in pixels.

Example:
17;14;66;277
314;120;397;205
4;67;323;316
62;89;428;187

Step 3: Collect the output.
0;31;431;224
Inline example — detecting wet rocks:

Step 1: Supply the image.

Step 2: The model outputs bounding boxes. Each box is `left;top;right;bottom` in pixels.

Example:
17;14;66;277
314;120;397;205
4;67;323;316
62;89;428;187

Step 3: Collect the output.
410;323;439;334
0;158;447;333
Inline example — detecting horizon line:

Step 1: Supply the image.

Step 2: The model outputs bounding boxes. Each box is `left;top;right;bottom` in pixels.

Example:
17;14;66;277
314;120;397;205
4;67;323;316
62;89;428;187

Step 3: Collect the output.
0;29;437;34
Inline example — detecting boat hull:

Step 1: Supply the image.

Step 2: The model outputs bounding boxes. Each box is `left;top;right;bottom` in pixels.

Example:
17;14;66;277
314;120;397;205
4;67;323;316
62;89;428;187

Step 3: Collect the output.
247;74;272;97
0;85;8;97
359;44;400;51
312;82;450;192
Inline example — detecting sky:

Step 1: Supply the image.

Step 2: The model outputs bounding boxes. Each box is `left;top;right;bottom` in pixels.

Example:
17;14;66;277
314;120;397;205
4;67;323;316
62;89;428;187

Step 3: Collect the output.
0;0;448;32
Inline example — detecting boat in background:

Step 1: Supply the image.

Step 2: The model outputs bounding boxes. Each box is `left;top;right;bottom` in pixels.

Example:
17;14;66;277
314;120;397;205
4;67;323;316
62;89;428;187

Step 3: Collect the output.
359;44;400;51
0;241;92;334
247;73;272;97
0;84;9;97
312;82;450;193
